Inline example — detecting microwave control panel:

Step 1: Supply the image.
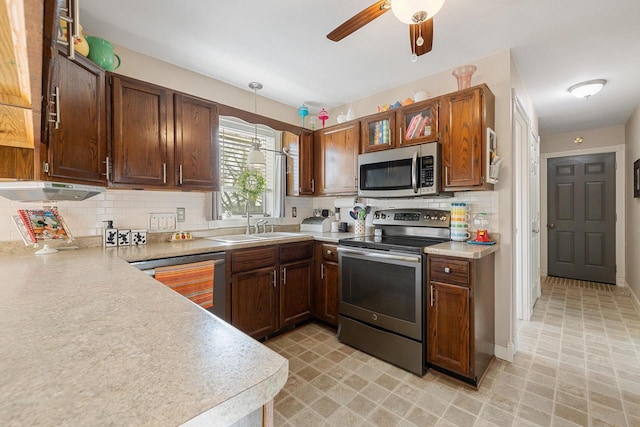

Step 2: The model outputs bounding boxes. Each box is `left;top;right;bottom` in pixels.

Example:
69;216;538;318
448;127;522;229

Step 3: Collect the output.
420;156;435;188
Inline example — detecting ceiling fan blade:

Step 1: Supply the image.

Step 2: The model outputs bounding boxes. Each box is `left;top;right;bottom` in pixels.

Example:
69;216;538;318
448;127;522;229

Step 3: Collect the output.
410;19;434;56
327;0;390;42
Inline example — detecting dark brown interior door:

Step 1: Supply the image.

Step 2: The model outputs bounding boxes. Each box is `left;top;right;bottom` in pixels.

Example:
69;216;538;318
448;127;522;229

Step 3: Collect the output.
547;153;616;284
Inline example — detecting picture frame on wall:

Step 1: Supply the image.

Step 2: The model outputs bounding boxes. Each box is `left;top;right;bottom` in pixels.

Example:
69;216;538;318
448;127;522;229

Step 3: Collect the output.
635;159;640;198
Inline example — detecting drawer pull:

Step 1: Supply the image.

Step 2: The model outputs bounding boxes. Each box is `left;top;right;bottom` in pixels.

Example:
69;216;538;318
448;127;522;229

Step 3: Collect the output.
444;267;451;273
326;249;332;255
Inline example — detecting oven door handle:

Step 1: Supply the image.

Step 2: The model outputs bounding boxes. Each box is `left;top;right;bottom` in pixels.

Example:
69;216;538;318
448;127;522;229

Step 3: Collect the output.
411;150;418;194
338;246;422;263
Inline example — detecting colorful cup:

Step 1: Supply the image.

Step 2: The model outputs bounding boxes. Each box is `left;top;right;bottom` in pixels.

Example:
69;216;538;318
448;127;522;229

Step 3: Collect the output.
86;36;121;71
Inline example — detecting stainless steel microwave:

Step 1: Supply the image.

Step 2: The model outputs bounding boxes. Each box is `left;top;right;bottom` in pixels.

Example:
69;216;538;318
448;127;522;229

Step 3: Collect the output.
358;142;441;198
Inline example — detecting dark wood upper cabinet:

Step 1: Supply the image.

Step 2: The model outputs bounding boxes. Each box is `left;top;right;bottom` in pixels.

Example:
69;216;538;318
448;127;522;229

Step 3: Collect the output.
110;75;171;187
361;111;395;153
44;51;107;184
174;93;219;190
440;84;495;191
283;130;314;196
314;123;359;195
396;99;439;147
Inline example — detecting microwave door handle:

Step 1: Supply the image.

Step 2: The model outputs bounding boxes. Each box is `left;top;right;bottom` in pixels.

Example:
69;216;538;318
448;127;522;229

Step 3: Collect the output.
411;151;418;193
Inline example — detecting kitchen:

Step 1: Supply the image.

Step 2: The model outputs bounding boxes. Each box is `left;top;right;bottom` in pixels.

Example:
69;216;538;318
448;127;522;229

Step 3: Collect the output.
2;0;640;426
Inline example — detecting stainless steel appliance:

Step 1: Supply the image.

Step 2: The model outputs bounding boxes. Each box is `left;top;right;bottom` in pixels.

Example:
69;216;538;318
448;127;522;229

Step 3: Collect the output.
338;208;450;375
357;142;442;198
300;216;333;232
129;252;226;319
0;181;105;202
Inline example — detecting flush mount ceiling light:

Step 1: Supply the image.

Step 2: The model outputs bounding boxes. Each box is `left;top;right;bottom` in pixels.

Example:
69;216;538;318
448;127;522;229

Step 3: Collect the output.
568;79;606;99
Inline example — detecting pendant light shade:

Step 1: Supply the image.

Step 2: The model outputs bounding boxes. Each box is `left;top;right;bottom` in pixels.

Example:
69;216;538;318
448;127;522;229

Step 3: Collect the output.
247;139;266;166
391;0;446;24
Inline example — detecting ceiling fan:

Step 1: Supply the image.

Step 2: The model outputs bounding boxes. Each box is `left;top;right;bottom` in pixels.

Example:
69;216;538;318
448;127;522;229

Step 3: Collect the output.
327;0;445;60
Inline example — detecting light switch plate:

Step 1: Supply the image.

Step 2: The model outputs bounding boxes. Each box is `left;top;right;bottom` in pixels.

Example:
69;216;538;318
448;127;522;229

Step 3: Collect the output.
177;207;186;222
149;213;177;232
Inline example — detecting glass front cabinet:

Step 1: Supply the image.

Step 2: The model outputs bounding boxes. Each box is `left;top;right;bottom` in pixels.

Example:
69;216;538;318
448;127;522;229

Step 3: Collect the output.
361;111;396;153
396;100;439;147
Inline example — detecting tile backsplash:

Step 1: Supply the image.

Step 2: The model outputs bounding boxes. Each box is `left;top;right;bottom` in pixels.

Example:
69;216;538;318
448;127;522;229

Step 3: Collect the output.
0;189;498;242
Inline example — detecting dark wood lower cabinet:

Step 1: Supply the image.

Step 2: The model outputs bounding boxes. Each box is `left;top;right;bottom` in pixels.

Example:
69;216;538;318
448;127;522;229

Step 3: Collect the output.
280;259;312;327
314;243;339;327
229;242;313;340
426;253;495;387
231;266;277;339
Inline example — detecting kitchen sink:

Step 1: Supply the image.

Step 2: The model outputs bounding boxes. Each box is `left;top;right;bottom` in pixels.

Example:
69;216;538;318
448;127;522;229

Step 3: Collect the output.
253;232;302;239
205;234;265;243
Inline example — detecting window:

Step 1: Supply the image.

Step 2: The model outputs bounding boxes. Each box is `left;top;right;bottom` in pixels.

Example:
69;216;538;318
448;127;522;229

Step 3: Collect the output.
219;117;276;217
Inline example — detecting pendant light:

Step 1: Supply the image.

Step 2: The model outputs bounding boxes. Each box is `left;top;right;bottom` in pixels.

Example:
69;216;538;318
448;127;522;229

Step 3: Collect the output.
247;82;266;166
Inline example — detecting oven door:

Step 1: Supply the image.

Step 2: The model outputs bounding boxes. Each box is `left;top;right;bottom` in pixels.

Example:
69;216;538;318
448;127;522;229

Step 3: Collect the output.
338;246;424;340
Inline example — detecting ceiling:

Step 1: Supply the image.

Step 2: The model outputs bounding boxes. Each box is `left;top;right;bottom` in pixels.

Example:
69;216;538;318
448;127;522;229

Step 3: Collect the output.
80;0;640;136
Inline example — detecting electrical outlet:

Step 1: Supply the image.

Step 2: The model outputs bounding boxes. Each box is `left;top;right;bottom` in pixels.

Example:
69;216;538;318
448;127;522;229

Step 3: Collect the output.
177;207;186;222
292;207;297;218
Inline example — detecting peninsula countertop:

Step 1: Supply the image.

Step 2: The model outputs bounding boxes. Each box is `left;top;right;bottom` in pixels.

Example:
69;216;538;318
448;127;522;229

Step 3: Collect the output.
0;247;287;426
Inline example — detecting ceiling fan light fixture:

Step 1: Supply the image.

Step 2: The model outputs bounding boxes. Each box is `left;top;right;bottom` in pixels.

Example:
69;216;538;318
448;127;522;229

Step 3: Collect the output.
391;0;445;24
568;79;606;99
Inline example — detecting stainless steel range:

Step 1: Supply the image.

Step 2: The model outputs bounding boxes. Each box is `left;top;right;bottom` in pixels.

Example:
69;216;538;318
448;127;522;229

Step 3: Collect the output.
337;208;450;375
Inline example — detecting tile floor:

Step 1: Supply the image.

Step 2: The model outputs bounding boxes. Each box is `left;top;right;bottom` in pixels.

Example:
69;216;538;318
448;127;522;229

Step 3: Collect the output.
264;277;640;426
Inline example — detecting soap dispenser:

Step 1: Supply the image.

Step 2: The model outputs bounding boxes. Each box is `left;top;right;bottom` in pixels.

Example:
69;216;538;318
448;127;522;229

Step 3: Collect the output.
103;220;118;248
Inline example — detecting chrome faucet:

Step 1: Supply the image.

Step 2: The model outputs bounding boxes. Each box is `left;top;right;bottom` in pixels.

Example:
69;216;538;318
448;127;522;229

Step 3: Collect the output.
245;200;251;235
255;218;268;234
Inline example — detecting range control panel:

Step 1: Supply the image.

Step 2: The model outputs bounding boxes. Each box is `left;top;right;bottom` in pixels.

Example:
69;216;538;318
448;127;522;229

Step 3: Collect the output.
372;209;450;228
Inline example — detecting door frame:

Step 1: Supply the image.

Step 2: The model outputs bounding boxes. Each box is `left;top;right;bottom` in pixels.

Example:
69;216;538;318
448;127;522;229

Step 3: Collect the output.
513;94;540;321
541;145;626;286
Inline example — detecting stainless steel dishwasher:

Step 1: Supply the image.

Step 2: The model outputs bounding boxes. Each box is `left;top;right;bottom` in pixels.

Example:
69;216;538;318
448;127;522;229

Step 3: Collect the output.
129;252;226;319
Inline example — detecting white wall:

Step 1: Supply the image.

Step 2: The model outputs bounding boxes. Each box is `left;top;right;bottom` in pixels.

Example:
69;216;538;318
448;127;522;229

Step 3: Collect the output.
541;126;625;153
626;106;640;300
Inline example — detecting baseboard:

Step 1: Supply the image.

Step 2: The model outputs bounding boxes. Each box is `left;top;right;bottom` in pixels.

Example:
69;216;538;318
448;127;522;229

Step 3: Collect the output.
494;342;514;362
627;281;640;310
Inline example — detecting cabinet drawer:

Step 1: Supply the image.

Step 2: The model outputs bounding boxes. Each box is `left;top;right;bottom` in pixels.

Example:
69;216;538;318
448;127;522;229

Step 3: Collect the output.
231;246;277;273
429;257;470;286
322;244;338;262
280;241;313;263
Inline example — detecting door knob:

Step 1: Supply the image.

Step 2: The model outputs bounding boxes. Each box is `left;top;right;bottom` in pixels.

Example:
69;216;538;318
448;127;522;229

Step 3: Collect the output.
547;223;555;229
532;229;540;233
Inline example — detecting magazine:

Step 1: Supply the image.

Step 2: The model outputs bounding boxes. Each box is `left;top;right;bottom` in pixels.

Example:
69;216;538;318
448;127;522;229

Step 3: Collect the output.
16;209;72;242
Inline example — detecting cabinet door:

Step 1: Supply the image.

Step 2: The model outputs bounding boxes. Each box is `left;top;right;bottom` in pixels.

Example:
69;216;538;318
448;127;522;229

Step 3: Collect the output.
315;124;359;195
427;281;471;377
46;54;107;184
111;76;171;187
280;259;312;327
440;87;483;189
283;130;314;195
231;267;278;339
361;111;395;152
397;100;438;146
318;261;339;326
174;93;219;190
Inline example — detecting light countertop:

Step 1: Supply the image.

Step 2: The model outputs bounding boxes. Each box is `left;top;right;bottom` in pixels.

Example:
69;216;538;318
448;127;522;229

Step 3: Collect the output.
0;248;287;426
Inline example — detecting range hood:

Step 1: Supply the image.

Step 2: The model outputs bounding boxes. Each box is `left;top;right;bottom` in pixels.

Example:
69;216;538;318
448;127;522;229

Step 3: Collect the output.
0;182;105;202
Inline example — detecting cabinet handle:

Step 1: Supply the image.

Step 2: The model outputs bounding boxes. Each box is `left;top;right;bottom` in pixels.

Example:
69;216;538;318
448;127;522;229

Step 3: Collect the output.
444;267;451;273
282;267;287;285
430;284;434;306
445;166;450;187
326;249;332;256
311;179;315;193
321;263;325;280
102;156;110;181
272;269;276;288
179;164;183;185
48;87;60;129
162;163;167;184
399;127;403;145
